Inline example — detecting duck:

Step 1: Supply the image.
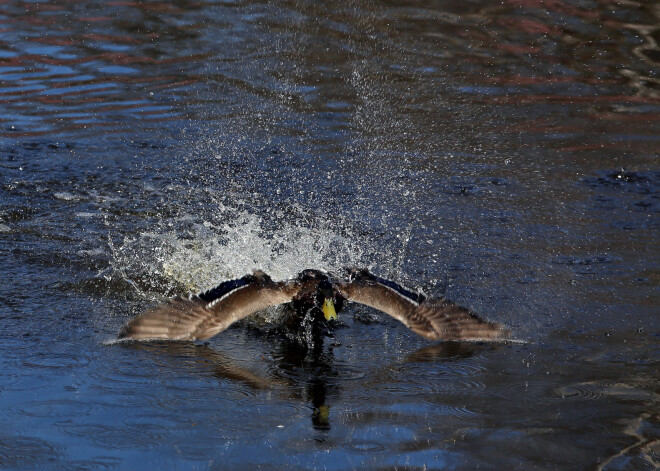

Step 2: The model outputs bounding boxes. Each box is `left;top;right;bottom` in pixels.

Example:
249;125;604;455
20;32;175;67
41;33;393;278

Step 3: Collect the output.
118;268;510;342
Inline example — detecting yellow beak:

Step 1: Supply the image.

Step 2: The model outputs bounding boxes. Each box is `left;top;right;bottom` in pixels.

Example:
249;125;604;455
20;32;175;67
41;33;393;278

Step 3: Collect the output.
322;298;337;321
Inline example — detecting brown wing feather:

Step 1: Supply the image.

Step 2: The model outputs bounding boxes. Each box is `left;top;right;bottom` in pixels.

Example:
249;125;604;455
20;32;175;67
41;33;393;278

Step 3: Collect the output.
118;297;214;341
191;281;297;340
337;277;509;341
407;298;509;341
118;277;300;341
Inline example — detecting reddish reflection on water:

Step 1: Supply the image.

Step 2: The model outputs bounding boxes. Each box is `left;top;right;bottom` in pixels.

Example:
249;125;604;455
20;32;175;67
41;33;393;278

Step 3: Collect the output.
0;0;658;469
0;0;209;137
1;0;657;142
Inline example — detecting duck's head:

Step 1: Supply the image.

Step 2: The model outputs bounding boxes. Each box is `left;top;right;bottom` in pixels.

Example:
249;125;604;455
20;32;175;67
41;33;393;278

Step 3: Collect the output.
316;279;338;322
295;269;341;322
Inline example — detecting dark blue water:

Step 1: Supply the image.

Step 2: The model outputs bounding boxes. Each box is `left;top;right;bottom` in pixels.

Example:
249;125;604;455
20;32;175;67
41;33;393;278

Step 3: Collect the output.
1;0;658;469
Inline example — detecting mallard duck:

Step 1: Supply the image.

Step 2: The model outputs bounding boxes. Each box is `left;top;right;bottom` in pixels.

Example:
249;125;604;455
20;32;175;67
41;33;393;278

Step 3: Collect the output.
118;268;509;342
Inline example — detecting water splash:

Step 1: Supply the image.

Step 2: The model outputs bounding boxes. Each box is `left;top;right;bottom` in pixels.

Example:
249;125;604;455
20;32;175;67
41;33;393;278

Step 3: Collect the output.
106;206;367;298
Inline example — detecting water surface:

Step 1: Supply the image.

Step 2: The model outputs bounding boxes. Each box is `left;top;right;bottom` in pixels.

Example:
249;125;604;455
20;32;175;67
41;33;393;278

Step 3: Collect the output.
1;0;658;469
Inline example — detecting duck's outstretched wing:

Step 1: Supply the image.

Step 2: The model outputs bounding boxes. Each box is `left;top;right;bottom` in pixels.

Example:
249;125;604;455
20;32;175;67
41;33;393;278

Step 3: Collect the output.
336;269;510;342
118;271;301;341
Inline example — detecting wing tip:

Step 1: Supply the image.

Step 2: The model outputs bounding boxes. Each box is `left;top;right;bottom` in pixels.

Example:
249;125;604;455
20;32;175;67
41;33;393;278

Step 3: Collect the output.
433;320;513;342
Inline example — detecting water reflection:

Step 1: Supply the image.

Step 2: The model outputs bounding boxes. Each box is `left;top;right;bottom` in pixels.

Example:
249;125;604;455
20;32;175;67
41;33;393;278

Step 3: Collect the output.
402;341;494;363
119;336;508;438
0;0;207;137
595;412;660;471
121;342;278;390
121;336;343;433
271;337;340;433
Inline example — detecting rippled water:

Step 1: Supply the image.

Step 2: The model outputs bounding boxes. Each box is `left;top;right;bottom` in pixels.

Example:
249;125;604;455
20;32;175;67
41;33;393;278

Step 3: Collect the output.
1;0;659;469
